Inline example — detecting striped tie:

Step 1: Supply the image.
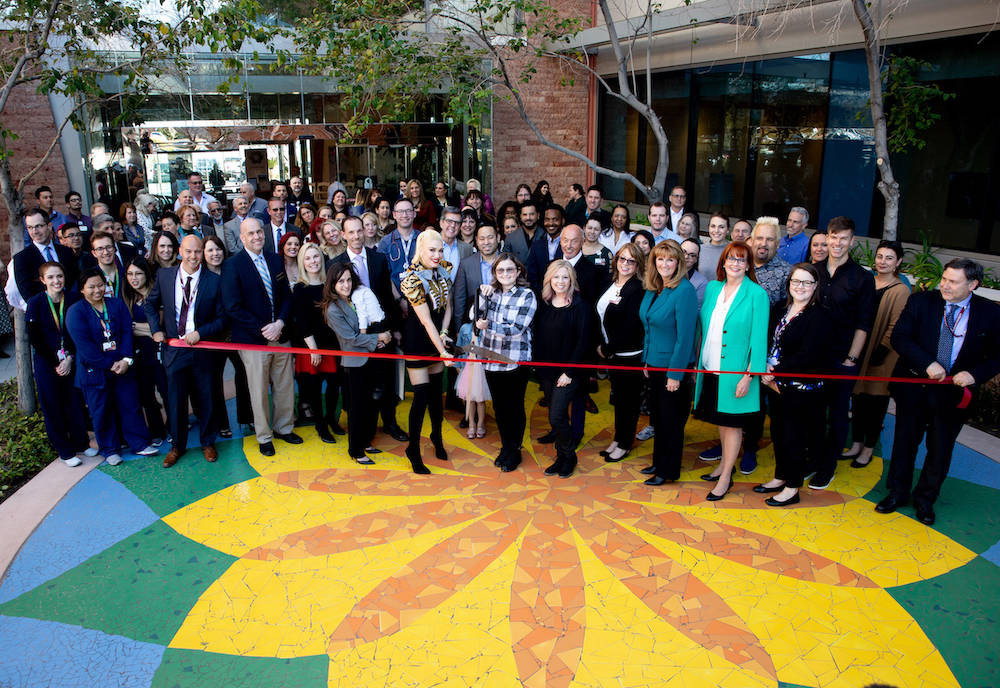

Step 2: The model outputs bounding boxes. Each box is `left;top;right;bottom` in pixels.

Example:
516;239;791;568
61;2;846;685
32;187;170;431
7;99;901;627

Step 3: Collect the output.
254;253;273;307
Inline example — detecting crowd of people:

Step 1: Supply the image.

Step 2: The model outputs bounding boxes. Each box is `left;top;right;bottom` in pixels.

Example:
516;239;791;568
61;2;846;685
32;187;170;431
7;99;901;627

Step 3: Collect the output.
7;173;1000;524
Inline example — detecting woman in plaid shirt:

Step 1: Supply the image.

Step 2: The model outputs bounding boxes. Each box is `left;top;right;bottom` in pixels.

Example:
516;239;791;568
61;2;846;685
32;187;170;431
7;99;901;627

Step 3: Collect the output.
476;253;537;472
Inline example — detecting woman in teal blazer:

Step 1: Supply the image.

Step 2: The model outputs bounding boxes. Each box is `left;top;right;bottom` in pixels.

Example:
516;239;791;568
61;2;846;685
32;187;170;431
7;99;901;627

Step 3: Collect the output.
637;240;699;485
694;241;769;502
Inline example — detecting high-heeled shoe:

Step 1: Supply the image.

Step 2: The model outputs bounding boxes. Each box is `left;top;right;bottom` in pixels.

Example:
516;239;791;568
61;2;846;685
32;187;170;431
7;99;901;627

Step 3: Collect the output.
599;443;618;458
406;446;431;474
700;467;736;482
706;478;732;501
430;433;448;461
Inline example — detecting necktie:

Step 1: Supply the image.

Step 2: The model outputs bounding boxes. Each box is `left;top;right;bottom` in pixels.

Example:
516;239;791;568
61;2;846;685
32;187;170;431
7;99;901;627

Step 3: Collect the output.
354;254;369;288
44;245;55;262
936;304;957;371
275;226;283;245
178;275;192;336
254;254;274;307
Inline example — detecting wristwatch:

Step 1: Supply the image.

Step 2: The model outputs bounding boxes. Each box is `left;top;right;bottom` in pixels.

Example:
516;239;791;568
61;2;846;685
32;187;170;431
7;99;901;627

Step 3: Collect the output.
121;357;134;366
846;355;858;363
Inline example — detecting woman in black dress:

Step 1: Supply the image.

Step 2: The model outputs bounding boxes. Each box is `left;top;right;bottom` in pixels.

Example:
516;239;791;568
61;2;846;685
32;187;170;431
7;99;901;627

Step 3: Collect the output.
399;229;454;473
533;259;590;478
292;243;343;443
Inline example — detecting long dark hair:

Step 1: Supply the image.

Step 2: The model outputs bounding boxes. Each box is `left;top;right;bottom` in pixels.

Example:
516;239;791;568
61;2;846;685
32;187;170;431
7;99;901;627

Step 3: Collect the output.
319;260;360;316
122;256;153;310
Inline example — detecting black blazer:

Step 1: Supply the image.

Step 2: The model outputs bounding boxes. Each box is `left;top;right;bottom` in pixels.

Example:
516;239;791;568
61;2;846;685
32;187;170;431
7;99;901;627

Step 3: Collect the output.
768;303;834;386
891;291;1000;401
13;243;80;301
80;241;138;273
221;250;293;344
572;256;610;311
262;223;302;254
526;236;561;294
330;248;402;331
600;278;645;357
145;266;226;368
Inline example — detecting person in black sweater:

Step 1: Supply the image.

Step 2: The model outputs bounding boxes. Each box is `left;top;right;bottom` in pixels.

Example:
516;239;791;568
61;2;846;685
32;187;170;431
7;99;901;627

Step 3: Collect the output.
292;243;343;443
758;263;834;506
596;243;646;462
533;259;591;478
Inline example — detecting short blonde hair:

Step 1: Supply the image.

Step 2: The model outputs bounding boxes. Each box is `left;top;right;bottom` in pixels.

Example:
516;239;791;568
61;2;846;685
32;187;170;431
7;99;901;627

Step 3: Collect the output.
644;240;685;291
753;216;781;239
296;242;327;286
541;258;579;304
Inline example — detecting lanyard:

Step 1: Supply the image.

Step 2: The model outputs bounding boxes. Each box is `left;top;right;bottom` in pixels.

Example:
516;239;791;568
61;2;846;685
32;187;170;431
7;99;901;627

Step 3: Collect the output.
945;305;967;338
92;301;112;341
46;293;66;350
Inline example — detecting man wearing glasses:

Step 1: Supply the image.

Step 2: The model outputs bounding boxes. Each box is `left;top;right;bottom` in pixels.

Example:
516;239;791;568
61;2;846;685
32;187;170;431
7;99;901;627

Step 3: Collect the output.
263;198;300;254
377;197;421;296
666;186;689;232
174;172;217;214
88;232;125;299
14;210;80;300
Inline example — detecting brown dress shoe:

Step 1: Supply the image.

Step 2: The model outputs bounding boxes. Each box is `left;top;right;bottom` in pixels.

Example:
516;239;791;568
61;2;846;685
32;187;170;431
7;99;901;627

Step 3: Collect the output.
202;445;218;462
163;448;182;468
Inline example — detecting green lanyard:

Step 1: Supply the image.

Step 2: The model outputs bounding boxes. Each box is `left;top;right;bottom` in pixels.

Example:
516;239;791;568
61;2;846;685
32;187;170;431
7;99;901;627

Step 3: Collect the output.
46;292;66;350
91;301;112;341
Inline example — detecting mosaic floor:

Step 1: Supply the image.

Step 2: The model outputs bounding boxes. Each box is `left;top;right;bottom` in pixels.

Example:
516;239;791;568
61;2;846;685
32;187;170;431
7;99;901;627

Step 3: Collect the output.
1;383;998;688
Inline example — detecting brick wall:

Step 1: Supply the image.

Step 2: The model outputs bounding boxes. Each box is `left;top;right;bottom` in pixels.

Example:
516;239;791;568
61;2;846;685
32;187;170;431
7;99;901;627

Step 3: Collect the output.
0;36;70;264
490;0;593;207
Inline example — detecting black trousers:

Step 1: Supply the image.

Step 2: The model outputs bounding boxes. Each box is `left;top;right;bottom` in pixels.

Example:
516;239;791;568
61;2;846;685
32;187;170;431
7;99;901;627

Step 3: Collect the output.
742;387;767;451
134;361;167;440
485;367;529;463
166;351;217;451
211;350;254;433
540;374;581;465
344;363;378;457
887;386;967;510
375;350;401;430
34;358;90;459
851;393;892;449
770;386;826;488
608;354;643;448
819;362;856;478
649;372;691;480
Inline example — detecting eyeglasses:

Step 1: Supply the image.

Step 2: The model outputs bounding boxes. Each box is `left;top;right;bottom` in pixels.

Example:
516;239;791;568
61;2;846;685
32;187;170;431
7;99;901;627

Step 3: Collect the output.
26;223;48;231
443;219;460;225
790;279;816;287
270;206;286;212
93;245;115;253
617;257;637;265
394;209;415;215
495;267;518;275
726;256;747;265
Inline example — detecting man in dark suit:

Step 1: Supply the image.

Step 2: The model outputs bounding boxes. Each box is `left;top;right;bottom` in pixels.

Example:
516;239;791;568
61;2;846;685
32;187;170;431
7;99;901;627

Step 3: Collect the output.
14;209;80;300
262;197;301;254
147;236;227;467
332;216;409;441
526;205;565;294
80;214;137;271
665;186;690;232
583;185;611;230
876;258;1000;525
221;217;302;455
453;223;500;335
286;176;315;219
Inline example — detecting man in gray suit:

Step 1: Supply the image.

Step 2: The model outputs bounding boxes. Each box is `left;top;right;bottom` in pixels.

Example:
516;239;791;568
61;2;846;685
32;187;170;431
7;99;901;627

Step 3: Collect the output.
223;196;250;253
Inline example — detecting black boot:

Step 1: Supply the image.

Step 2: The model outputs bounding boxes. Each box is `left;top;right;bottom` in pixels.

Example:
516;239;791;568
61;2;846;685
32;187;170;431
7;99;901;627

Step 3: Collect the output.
316;421;336;444
428;372;448;461
407;382;431;474
558;452;577;478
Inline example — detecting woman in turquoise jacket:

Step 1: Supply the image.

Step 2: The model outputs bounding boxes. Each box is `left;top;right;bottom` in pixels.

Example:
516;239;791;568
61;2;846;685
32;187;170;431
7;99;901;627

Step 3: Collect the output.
694;241;769;502
637;240;699;485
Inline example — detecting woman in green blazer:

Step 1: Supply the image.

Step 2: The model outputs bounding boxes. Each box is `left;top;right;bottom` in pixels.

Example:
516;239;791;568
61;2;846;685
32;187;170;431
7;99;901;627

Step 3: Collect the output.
694;241;769;502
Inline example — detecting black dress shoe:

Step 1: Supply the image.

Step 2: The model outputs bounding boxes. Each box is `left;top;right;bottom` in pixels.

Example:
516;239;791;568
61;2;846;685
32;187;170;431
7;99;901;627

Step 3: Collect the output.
644;475;671;486
850;456;872;468
916;507;936;525
766;492;801;507
875;495;908;514
258;441;275;456
329;423;346;436
706;484;731;501
364;446;383;454
537;431;556;444
639;465;656;475
753;484;784;494
700;468;734;482
604;449;631;463
459;418;470;429
275;432;303;445
316;426;337;444
384;426;409;442
544;461;560;476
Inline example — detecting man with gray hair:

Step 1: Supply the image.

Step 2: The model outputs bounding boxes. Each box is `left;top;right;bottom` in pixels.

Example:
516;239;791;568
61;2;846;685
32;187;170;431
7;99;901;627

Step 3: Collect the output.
241;181;269;222
778;206;810;264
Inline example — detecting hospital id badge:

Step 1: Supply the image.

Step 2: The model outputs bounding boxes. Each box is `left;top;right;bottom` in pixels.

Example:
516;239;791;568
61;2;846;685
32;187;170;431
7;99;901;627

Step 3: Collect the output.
102;341;117;352
56;348;68;362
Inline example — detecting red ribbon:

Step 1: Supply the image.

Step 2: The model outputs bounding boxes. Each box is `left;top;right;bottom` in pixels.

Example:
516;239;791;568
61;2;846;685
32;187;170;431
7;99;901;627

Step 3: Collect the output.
168;338;965;388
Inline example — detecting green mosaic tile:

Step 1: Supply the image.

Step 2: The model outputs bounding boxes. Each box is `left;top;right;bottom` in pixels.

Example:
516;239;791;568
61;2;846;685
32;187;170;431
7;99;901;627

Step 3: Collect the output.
151;648;328;688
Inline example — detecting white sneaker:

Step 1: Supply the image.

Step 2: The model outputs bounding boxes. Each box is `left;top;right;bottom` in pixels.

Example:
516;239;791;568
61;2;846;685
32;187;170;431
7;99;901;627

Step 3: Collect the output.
135;445;159;457
636;425;655;441
106;454;123;466
62;457;82;467
151;438;164;448
83;447;99;457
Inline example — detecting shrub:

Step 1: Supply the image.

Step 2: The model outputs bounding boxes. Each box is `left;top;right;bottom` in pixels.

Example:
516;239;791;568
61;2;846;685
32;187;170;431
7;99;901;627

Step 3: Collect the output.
0;379;56;502
970;375;1000;438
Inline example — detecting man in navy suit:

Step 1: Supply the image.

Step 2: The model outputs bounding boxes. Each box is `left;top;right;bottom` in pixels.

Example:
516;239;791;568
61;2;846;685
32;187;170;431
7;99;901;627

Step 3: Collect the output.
333;216;409;442
262;197;301;254
14;209;79;300
147;236;227;467
876;258;1000;525
526;204;565;294
221;217;302;455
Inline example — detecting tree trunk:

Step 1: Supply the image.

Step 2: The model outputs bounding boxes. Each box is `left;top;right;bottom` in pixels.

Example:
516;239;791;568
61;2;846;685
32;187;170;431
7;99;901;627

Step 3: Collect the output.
853;0;900;240
1;162;37;415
